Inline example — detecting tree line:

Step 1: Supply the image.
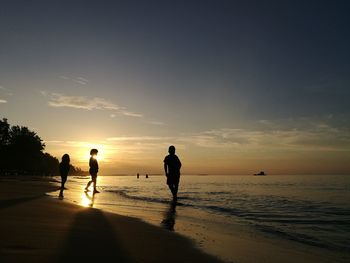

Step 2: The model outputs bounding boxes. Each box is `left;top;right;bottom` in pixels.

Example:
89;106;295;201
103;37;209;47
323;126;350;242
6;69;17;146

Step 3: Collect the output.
0;118;83;176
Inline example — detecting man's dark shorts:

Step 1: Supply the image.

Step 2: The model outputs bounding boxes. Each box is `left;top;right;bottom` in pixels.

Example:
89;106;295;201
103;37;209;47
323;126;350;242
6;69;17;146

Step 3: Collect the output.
167;174;180;185
90;171;97;181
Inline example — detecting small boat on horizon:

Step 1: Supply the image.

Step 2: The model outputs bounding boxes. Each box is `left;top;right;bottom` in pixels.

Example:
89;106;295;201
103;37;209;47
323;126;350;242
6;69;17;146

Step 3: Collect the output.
254;171;266;176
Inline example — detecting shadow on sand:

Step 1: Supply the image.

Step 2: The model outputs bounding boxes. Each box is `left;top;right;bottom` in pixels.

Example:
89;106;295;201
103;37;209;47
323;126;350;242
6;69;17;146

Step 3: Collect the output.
58;208;130;262
0;195;45;210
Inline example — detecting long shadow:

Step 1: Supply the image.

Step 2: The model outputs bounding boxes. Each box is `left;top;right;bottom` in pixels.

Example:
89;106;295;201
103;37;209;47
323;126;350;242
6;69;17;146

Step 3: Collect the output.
58;208;130;262
161;201;177;231
0;195;45;210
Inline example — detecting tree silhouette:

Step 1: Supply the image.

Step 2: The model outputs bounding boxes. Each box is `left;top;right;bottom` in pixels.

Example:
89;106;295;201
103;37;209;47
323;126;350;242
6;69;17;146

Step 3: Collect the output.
0;118;83;176
0;118;11;172
7;125;45;174
0;118;10;146
40;153;59;176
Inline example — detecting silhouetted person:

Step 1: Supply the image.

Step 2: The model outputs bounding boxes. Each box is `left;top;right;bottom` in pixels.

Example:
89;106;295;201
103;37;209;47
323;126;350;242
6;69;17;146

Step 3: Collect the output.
137;173;139;179
146;174;149;178
59;153;70;197
164;145;182;202
85;149;100;193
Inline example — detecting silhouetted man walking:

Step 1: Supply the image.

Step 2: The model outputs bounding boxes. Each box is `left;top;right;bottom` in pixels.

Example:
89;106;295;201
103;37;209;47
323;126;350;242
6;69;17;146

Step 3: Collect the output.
164;145;182;202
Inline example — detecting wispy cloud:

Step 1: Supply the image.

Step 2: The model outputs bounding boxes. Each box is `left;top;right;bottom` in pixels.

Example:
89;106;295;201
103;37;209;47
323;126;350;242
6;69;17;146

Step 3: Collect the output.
60;75;89;85
149;121;165;126
104;116;350;152
104;136;177;155
48;93;120;110
181;117;350;152
120;110;143;118
0;86;12;97
0;85;8;103
45;116;350;168
39;90;48;96
42;92;143;118
106;136;171;141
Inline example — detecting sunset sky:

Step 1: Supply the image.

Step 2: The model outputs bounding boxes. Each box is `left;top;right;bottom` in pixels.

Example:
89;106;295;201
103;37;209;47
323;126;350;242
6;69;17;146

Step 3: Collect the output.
1;1;349;175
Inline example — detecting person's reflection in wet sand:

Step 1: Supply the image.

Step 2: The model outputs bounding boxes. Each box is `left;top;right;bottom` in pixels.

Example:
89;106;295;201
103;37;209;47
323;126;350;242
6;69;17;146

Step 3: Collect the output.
161;201;177;231
84;191;96;208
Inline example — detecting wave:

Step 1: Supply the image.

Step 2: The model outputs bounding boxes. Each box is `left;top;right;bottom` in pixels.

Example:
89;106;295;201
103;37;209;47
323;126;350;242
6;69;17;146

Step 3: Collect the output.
104;188;350;252
105;189;173;205
256;224;350;252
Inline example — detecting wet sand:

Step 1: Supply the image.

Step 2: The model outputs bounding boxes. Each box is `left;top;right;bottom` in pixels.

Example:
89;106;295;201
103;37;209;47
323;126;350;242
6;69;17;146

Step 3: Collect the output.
0;176;346;263
47;176;346;263
0;177;221;262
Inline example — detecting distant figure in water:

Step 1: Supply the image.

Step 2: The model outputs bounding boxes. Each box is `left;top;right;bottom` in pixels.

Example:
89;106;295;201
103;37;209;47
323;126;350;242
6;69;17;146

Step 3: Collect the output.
137;173;139;179
85;149;100;193
59;154;70;197
146;174;149;179
164;145;182;202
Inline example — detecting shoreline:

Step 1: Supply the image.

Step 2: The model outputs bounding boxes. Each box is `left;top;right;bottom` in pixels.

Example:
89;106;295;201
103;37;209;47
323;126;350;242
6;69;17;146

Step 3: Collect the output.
0;176;222;262
1;176;349;263
49;175;349;263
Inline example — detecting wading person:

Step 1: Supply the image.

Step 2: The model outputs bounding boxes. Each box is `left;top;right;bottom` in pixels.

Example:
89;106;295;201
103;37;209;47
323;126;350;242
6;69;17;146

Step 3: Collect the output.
164;145;182;202
85;149;100;193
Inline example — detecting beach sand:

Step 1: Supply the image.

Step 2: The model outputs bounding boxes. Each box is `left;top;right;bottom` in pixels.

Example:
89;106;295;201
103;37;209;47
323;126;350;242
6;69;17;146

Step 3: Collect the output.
0;177;221;263
0;177;346;263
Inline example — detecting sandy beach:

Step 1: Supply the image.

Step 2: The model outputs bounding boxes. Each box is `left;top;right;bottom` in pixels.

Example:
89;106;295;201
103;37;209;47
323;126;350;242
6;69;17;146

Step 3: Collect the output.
1;176;349;263
0;177;221;263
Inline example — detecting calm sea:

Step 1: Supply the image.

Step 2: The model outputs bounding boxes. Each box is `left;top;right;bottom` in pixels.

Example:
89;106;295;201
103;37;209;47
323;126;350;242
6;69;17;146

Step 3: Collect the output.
53;174;350;262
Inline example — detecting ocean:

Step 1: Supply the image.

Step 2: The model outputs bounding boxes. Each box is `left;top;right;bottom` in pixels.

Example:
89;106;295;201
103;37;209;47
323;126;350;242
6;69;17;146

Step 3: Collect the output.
51;174;350;262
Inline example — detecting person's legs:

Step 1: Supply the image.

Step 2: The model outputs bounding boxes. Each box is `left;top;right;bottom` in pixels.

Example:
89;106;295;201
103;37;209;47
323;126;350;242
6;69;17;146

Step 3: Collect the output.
59;187;64;197
168;184;177;200
61;176;67;189
59;176;67;197
174;183;178;197
172;176;179;201
92;174;100;193
85;180;92;190
92;177;96;190
168;184;174;196
86;171;97;191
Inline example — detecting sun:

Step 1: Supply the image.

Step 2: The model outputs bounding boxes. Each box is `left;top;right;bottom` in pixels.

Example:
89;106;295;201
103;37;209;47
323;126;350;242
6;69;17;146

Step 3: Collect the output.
77;142;106;163
70;141;117;170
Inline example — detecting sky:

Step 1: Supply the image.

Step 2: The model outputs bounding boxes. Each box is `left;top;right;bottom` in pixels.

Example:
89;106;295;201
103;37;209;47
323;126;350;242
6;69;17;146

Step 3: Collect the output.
0;0;349;175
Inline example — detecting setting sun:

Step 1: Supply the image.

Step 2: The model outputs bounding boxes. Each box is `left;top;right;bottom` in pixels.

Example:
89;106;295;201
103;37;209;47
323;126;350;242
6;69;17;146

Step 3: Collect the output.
76;143;106;163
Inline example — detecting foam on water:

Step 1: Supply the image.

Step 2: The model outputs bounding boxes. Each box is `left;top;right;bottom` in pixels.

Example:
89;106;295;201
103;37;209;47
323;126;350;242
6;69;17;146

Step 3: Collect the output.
98;175;350;253
52;174;350;262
